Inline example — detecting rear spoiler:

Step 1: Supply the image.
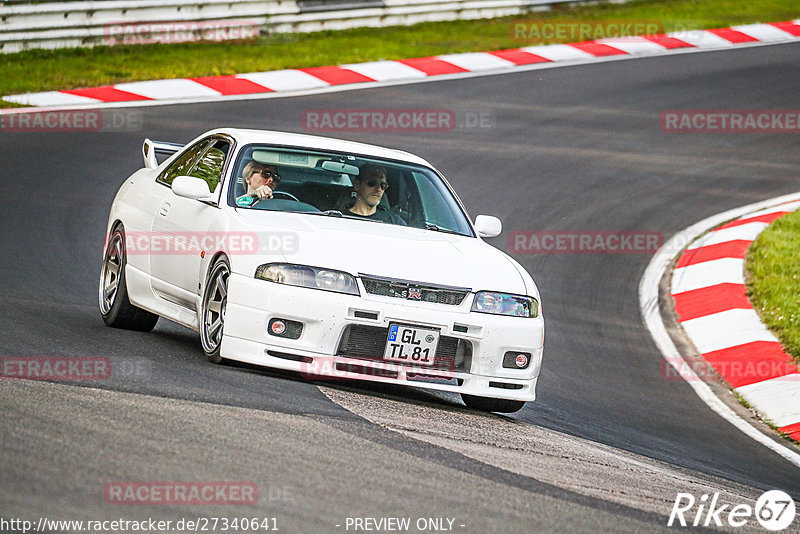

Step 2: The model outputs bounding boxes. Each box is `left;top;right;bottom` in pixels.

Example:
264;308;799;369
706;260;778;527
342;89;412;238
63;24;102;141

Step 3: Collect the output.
142;139;184;169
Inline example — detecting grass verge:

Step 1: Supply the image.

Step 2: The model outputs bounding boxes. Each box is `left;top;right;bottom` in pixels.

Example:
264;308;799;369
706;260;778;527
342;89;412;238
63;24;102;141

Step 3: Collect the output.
1;0;798;107
745;208;800;365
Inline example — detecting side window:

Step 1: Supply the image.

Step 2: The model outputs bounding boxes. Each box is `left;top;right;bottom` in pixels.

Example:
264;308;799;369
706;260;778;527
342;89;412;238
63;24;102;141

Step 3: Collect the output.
189;139;230;194
157;139;212;186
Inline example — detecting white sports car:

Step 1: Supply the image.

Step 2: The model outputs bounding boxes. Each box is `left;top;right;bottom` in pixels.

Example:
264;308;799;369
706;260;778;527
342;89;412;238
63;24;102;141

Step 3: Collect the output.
100;128;544;412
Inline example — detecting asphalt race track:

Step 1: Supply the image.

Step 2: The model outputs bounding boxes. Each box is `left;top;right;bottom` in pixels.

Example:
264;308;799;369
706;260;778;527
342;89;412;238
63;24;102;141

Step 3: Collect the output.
2;43;800;533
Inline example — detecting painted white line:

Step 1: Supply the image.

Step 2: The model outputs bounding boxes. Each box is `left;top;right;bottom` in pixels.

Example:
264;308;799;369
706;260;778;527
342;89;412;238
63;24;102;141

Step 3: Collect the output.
3;91;101;107
732;23;795;42
742;205;794;218
520;44;593;61
681;308;779;353
435;52;516;71
640;191;800;469
237;70;330;91
737;375;800;428
748;200;800;216
671;258;744;294
686;221;768;249
340;60;427;81
114;79;222;100
777;200;800;212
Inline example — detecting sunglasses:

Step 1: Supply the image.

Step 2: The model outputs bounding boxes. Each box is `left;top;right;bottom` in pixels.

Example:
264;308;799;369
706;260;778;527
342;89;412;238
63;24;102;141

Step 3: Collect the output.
254;170;281;183
365;179;389;190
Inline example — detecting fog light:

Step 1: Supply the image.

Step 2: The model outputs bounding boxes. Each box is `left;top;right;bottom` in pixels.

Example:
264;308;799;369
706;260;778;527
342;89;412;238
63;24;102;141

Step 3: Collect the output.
271;320;286;335
268;318;303;339
502;351;531;369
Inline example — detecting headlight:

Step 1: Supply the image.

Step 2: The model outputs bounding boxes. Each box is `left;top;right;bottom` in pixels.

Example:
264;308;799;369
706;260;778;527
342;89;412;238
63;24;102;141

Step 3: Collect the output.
471;291;538;318
255;263;360;296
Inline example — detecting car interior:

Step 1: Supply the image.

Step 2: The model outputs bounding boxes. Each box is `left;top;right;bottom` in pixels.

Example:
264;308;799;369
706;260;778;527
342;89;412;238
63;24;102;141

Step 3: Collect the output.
230;149;421;224
224;145;474;237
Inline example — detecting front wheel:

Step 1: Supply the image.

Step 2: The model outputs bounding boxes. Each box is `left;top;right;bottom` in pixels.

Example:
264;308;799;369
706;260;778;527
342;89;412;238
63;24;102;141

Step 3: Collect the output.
99;225;159;331
461;394;526;413
201;256;230;363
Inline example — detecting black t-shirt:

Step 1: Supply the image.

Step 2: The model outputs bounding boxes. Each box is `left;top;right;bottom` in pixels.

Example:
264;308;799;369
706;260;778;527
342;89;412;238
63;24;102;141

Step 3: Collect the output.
347;206;406;225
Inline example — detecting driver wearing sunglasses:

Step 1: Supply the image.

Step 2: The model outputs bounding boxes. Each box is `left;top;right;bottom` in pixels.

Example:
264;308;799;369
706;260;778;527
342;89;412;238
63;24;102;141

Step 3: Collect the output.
240;161;281;201
347;164;405;225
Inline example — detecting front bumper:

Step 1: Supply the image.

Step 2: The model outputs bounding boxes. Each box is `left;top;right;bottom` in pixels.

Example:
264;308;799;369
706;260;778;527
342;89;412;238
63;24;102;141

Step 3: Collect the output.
220;273;544;402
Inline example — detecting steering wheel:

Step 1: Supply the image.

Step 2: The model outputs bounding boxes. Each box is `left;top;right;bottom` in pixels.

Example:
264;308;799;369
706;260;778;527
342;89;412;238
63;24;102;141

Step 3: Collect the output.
271;191;300;202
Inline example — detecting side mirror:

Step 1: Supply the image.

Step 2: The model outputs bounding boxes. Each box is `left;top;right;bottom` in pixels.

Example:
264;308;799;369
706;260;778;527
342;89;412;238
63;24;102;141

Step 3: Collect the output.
474;215;502;238
172;176;214;202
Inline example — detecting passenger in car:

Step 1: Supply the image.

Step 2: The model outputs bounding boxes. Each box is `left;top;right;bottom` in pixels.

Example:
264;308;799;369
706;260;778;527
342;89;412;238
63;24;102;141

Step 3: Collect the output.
347;164;406;225
239;161;281;201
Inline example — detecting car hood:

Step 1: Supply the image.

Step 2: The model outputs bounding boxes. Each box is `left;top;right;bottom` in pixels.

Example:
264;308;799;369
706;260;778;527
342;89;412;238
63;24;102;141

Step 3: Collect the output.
231;210;527;294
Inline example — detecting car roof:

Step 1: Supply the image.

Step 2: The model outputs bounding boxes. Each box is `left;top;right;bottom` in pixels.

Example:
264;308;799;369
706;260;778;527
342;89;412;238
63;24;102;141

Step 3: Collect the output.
208;128;434;168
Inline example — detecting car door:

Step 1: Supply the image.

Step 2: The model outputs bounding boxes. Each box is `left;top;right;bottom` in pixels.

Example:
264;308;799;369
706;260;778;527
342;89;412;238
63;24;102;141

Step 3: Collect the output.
149;136;232;310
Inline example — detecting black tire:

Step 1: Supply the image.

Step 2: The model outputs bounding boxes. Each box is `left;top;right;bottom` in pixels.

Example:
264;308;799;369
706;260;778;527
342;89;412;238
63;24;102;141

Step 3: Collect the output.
200;256;230;364
99;225;159;332
461;394;526;413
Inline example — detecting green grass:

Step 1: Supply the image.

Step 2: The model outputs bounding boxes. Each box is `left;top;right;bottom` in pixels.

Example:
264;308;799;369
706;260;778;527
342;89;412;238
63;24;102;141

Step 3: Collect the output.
746;209;800;365
1;0;798;107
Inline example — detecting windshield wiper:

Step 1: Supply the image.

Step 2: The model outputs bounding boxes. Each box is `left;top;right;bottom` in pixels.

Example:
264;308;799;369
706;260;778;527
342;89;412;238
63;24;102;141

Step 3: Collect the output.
284;209;344;217
425;222;462;235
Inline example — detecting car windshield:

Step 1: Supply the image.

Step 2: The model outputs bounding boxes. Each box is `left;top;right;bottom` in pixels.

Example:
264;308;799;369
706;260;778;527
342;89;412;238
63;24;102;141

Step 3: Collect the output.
228;145;474;237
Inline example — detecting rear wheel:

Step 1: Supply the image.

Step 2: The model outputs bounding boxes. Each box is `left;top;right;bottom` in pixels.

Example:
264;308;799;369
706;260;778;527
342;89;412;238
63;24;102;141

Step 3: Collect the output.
201;256;230;363
99;225;159;331
461;394;526;413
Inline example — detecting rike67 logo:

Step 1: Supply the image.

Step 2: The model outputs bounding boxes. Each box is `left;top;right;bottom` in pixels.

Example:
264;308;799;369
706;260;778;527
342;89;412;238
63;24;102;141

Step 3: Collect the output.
668;490;796;531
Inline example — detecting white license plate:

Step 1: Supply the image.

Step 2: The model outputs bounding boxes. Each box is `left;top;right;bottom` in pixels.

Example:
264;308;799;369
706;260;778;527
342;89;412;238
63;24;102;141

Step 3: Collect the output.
383;324;439;366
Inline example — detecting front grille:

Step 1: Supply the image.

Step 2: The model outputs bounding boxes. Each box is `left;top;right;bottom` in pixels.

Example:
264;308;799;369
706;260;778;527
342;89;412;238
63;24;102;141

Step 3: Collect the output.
361;276;469;306
337;324;472;372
